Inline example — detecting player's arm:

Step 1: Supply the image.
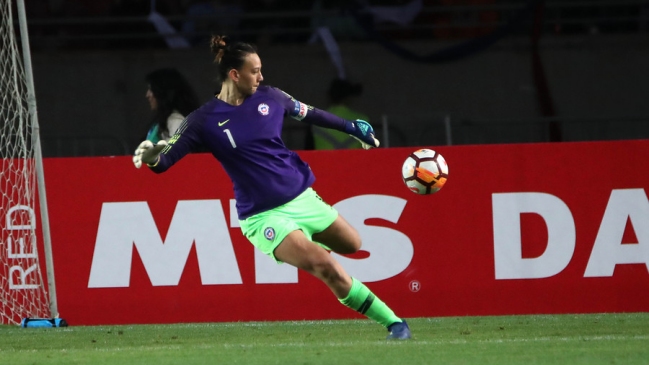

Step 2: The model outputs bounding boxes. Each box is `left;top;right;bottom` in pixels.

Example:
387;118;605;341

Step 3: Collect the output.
271;87;380;149
133;114;203;172
309;112;379;150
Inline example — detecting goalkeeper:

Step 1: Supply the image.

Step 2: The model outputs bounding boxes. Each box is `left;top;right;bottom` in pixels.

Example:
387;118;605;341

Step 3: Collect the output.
133;35;411;340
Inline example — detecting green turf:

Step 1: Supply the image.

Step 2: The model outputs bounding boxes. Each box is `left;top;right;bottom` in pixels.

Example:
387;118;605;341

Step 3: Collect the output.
1;313;648;365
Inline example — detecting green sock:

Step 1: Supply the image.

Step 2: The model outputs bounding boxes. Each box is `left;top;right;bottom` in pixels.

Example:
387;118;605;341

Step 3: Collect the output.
339;277;402;328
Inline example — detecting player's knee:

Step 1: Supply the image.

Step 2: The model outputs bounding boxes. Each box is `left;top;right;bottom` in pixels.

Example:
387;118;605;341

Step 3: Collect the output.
338;238;361;254
340;233;362;254
351;237;362;252
311;258;344;282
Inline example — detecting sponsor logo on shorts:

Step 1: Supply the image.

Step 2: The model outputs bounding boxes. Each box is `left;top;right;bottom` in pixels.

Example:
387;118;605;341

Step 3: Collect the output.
258;103;270;115
264;227;275;240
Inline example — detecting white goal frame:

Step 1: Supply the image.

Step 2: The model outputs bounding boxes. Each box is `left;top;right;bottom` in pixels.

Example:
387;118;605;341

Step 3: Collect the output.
1;0;58;324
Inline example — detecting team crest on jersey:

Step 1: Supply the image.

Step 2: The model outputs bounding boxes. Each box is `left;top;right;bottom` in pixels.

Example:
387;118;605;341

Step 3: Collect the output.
264;227;275;241
258;103;270;115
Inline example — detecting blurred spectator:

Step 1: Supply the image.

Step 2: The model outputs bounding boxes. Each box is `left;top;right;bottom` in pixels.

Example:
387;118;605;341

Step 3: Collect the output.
143;68;201;143
311;78;369;150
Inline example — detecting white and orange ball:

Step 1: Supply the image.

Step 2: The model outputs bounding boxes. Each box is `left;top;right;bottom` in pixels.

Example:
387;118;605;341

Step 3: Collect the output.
401;149;449;195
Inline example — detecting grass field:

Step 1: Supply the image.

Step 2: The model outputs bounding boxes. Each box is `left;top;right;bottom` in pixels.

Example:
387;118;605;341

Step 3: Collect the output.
1;313;648;365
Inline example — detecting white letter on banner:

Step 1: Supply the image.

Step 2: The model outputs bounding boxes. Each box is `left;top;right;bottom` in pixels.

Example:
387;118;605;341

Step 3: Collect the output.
332;195;413;282
254;248;298;283
585;189;649;277
9;264;39;289
88;200;242;288
492;192;575;279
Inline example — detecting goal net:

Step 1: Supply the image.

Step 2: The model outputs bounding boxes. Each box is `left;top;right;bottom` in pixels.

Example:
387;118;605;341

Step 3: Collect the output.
0;0;52;325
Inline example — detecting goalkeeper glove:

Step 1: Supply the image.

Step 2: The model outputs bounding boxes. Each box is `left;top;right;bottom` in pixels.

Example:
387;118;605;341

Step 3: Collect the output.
133;140;167;169
347;119;380;149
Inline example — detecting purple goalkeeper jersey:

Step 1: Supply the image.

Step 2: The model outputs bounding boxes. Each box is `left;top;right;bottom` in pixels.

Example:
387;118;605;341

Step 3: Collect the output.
149;85;351;219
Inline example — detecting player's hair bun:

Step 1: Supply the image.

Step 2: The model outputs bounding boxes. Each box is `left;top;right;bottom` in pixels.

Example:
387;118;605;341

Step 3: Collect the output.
210;35;228;63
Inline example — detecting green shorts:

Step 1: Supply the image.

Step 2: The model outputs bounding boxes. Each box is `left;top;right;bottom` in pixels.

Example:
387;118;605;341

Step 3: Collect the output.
239;188;338;263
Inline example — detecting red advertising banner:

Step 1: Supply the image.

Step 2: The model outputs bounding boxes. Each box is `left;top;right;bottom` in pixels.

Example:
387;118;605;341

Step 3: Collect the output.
40;140;649;325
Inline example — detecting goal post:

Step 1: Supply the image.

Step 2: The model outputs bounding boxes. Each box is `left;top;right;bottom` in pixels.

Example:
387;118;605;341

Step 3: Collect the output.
0;0;58;324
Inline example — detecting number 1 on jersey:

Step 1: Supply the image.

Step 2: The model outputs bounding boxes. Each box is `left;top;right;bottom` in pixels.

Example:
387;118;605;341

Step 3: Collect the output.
223;129;237;148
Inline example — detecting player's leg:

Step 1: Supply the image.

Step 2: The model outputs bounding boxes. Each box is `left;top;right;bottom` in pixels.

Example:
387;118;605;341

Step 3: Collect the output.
274;230;352;298
275;229;410;339
305;191;410;339
239;188;411;339
238;190;352;299
311;214;409;338
311;214;360;254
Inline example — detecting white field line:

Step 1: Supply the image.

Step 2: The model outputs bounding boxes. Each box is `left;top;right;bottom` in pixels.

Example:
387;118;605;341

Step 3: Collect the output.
22;320;373;333
2;334;649;353
221;334;649;348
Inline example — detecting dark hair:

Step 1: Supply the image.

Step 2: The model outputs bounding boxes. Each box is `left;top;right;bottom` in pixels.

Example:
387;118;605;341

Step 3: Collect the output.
328;78;363;104
210;35;258;83
145;68;200;138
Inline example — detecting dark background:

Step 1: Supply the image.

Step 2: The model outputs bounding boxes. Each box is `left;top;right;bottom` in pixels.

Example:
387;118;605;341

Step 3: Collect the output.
14;0;649;156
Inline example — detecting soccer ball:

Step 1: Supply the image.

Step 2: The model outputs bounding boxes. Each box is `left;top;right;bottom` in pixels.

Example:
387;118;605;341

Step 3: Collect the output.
401;149;449;195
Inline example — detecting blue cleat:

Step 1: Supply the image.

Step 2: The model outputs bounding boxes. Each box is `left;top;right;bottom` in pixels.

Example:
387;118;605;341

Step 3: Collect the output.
386;320;411;340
